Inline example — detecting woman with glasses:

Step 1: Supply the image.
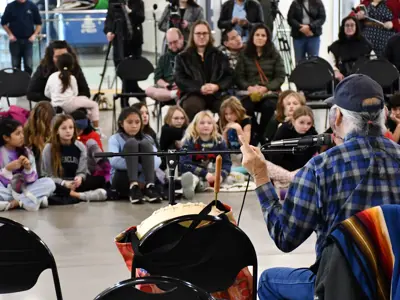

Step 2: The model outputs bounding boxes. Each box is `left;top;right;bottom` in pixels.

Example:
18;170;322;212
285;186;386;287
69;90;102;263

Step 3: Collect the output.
174;20;233;121
328;16;373;81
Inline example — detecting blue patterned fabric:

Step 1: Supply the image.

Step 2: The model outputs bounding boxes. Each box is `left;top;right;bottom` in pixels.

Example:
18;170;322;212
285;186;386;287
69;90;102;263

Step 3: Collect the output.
255;132;400;257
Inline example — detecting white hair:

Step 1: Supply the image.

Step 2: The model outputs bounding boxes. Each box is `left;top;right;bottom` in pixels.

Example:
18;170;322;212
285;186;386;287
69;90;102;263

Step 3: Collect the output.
331;104;386;136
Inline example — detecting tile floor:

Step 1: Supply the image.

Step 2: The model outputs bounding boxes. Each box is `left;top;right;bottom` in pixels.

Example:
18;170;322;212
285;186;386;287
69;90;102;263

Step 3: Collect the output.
0;52;320;300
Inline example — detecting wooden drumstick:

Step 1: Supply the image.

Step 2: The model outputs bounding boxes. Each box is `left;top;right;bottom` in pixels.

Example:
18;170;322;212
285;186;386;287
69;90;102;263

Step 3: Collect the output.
214;155;222;204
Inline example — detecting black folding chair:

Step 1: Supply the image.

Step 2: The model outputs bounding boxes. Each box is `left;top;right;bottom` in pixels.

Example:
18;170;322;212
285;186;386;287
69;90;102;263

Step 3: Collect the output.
289;57;334;128
0;217;63;299
0;68;32;109
354;58;400;100
113;56;155;132
127;201;258;299
94;275;215;300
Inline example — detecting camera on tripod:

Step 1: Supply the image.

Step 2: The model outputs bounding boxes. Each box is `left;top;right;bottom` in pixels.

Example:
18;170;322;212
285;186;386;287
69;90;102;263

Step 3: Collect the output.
165;0;182;28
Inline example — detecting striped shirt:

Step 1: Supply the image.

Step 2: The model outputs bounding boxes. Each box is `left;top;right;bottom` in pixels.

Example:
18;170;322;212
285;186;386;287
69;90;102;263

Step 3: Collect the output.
256;132;400;257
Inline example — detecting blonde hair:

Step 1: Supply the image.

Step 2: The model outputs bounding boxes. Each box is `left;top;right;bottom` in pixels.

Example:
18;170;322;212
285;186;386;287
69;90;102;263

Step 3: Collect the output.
164;105;189;127
276;91;306;122
219;96;248;130
187;20;215;50
292;106;315;126
24;101;55;155
183;110;221;143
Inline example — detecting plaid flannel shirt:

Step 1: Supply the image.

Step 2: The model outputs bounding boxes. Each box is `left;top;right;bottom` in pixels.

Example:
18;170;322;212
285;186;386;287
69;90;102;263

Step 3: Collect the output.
256;133;400;258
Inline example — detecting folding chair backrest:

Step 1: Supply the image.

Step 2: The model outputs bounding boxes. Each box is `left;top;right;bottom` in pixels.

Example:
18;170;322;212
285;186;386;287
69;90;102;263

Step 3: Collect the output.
289;57;334;92
133;214;258;297
0;217;63;299
116;56;154;81
94;276;215;300
0;68;31;97
355;58;400;89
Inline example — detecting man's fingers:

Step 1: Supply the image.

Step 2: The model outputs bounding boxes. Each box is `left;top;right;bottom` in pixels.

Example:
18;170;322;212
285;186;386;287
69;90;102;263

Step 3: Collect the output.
239;135;252;151
250;145;263;156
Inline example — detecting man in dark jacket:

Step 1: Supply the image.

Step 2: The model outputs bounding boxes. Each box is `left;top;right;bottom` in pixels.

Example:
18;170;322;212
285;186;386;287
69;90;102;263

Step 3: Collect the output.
218;0;264;43
104;0;145;107
258;0;278;33
175;20;233;120
145;28;185;103
1;0;42;75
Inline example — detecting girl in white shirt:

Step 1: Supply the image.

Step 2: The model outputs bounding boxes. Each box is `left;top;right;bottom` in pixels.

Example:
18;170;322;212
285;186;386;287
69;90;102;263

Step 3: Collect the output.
44;53;100;129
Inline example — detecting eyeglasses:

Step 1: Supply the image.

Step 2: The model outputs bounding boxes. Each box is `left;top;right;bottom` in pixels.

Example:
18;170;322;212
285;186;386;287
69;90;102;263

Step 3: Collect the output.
194;32;209;37
168;39;180;46
344;24;356;28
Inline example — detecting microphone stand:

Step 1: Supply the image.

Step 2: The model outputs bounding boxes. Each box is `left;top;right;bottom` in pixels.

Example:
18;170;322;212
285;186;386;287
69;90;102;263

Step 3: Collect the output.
95;147;306;206
153;5;159;66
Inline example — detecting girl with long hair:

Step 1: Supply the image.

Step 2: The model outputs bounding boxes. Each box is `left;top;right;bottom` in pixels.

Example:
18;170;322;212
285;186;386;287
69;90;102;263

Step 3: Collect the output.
180;110;232;200
264;90;306;141
24;101;55;176
108;107;162;204
219;96;251;149
268;106;319;171
44;53;101;130
0;118;55;211
42;115;107;203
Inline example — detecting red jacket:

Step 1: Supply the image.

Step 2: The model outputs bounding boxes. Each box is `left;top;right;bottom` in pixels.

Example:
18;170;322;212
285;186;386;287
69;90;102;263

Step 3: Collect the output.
77;131;103;151
351;0;400;32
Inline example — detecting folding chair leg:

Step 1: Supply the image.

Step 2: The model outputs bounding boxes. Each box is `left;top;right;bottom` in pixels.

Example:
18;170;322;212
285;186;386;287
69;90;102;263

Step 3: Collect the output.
112;101;117;133
29;100;32;110
6;96;10;108
157;103;162;131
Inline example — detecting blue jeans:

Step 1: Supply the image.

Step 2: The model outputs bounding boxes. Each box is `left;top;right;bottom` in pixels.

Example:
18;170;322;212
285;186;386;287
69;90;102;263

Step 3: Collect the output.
9;39;33;75
258;267;316;300
293;36;321;64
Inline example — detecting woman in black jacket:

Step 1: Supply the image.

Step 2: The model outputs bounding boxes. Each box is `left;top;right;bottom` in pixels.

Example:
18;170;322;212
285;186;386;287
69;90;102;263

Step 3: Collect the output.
328;16;373;81
27;40;90;103
287;0;326;64
218;0;264;43
175;20;233;120
104;0;145;108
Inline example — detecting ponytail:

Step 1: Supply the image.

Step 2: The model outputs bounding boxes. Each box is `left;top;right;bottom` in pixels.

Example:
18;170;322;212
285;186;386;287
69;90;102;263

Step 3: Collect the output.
59;67;72;93
55;53;75;93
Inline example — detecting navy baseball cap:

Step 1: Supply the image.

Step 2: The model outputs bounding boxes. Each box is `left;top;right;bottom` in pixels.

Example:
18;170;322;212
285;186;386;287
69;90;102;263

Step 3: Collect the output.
324;74;384;112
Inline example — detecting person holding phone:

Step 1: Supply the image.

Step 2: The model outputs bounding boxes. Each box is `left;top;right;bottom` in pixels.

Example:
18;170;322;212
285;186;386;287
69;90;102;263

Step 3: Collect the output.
218;0;264;44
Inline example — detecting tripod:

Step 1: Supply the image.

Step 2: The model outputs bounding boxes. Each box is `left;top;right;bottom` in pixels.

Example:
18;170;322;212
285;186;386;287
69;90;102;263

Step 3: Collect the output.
95;147;306;205
273;9;294;83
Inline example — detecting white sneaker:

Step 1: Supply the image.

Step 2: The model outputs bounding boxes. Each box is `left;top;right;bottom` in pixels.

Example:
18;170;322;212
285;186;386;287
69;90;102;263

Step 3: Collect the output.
80;189;107;202
40;196;49;208
181;173;199;200
0;201;11;211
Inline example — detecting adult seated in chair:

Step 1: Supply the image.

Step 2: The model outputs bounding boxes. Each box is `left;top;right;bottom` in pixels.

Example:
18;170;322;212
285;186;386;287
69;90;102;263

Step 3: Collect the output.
217;0;264;44
27;40;90;102
239;74;400;300
328;16;373;81
175;20;233;121
219;27;244;70
235;23;285;145
145;28;184;103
